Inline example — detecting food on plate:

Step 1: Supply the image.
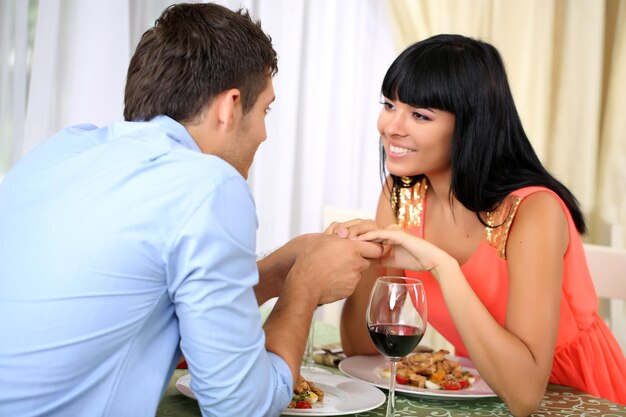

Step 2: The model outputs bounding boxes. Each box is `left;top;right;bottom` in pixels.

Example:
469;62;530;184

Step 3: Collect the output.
287;374;325;409
381;349;475;390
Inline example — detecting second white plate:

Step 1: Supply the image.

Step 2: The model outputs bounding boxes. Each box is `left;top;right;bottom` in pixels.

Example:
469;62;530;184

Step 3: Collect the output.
175;368;386;416
339;354;497;400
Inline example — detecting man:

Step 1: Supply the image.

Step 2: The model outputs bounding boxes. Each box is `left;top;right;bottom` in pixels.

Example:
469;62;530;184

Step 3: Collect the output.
0;4;381;416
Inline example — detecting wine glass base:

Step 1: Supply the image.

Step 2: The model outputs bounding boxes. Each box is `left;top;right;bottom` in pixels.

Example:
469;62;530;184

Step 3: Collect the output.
300;362;317;370
299;365;332;375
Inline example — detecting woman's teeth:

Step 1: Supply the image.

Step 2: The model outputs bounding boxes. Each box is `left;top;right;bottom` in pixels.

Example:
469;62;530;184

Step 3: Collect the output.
389;144;415;155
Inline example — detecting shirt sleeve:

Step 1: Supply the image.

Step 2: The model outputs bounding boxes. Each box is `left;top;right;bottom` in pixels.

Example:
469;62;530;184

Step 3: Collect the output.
164;175;292;417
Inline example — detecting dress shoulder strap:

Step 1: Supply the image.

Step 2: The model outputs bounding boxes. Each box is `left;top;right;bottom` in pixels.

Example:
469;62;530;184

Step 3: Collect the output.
485;186;559;259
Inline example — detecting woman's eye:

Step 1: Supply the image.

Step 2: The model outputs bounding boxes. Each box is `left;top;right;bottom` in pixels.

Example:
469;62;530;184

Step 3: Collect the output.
381;101;395;111
412;111;430;121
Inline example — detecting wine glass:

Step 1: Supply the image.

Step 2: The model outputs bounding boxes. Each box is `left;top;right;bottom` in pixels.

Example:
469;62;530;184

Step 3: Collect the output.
301;308;317;369
367;276;427;417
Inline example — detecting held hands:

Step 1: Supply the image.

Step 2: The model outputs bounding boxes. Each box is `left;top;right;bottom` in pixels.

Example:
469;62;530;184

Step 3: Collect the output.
359;225;443;272
324;218;379;239
288;234;384;305
326;220;450;276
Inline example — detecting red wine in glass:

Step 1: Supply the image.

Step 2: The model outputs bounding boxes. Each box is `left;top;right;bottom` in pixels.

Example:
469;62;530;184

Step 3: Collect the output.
368;324;424;359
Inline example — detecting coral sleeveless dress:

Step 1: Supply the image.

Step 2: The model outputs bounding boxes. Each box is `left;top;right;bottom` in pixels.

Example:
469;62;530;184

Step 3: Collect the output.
397;179;626;404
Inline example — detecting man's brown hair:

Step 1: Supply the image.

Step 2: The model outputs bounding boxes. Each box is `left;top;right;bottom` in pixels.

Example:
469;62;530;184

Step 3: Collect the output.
124;3;278;122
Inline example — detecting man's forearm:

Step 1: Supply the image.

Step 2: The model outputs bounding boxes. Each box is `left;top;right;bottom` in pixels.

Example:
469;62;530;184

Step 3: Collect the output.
263;273;320;384
254;252;286;305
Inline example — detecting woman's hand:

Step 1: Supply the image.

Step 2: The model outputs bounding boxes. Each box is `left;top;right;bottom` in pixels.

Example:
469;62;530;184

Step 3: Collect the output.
324;219;378;239
358;225;451;276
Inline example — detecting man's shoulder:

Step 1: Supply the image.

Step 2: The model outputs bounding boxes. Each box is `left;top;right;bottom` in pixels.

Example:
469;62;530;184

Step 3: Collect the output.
95;119;244;184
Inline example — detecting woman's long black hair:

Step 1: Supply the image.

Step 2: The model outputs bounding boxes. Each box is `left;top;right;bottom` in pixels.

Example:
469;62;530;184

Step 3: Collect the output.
381;34;586;233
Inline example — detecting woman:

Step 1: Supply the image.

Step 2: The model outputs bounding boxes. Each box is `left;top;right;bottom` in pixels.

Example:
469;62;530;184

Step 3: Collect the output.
330;34;626;415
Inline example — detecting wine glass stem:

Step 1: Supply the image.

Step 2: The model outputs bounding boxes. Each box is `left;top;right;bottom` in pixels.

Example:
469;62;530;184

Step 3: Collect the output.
303;320;315;367
386;359;398;417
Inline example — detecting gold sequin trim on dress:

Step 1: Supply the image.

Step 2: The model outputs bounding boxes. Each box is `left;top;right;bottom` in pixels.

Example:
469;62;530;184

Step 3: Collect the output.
485;195;522;260
394;177;428;229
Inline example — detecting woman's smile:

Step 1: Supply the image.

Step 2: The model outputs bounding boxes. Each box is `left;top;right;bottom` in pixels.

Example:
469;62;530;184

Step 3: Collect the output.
388;143;416;157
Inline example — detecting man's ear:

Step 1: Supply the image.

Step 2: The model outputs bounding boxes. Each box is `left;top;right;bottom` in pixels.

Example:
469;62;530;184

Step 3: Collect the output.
216;88;242;131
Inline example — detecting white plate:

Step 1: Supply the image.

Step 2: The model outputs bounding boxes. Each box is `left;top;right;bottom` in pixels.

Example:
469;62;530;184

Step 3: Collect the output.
339;354;497;400
174;374;194;400
175;369;386;416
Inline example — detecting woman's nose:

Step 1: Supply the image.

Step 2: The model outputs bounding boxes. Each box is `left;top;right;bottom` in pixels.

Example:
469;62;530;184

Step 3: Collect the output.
383;113;407;137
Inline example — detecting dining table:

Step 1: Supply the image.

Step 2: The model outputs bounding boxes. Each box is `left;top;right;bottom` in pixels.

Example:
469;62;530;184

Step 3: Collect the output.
156;322;626;417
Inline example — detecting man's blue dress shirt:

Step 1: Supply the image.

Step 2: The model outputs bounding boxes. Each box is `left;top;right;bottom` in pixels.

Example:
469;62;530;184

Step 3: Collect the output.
0;116;292;416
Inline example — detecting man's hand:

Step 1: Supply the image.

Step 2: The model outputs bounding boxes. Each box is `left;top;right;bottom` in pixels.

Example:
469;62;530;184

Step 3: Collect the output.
263;233;382;384
287;234;383;305
255;233;320;305
264;233;320;276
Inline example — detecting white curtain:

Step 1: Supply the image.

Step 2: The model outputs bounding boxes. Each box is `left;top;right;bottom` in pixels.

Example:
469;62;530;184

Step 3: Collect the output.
16;0;199;160
0;0;31;179
245;1;395;253
6;0;395;254
21;0;131;157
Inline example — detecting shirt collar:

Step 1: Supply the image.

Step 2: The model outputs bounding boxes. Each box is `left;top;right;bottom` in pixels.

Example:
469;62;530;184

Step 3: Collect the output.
149;115;202;153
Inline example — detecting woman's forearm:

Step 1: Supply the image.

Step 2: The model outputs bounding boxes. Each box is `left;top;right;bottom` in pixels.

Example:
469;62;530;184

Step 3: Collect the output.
433;259;553;417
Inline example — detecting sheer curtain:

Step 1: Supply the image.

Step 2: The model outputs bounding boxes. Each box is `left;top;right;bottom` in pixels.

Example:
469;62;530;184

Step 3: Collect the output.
246;1;395;253
21;0;131;157
6;0;394;254
0;0;37;180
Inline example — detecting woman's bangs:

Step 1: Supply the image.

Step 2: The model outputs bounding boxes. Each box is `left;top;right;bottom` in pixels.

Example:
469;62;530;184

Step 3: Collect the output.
381;52;456;113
